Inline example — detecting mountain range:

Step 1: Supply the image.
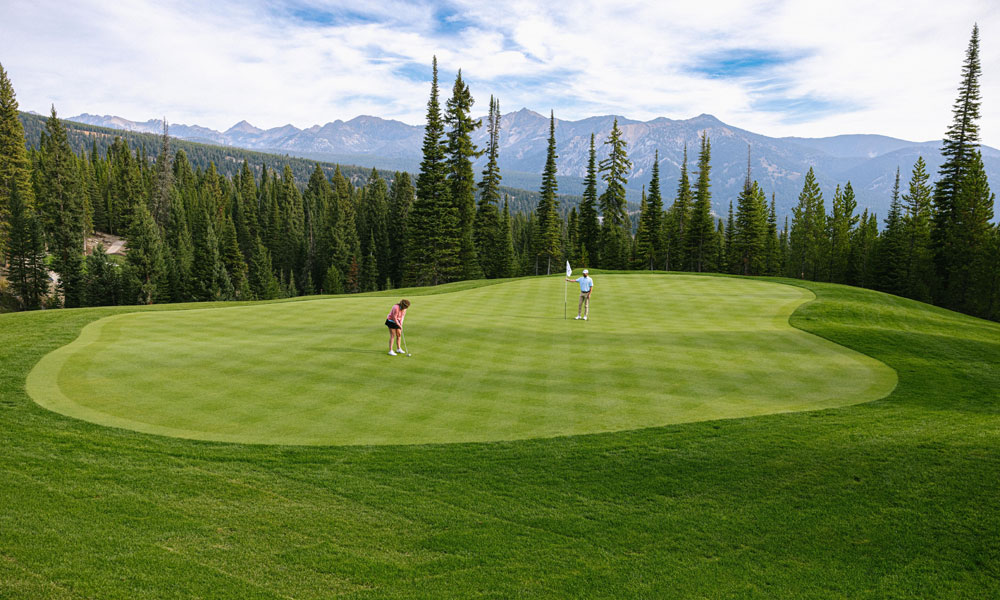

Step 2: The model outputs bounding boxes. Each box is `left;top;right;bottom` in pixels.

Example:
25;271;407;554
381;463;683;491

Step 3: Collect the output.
68;111;1000;219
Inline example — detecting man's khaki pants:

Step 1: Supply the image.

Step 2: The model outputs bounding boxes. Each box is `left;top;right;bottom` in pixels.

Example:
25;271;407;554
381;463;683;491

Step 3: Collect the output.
578;291;591;317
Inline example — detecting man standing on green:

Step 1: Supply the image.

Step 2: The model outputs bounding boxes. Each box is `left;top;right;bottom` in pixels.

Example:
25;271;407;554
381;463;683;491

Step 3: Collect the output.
566;268;594;320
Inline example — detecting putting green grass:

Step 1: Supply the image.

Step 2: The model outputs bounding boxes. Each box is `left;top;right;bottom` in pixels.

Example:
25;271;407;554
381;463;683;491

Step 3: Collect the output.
26;275;895;445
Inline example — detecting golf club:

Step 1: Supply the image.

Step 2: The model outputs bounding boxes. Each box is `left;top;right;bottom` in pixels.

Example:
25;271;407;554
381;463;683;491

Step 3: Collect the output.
400;330;412;356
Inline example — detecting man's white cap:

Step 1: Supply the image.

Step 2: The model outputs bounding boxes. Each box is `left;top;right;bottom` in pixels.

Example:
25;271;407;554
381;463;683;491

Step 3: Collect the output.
582;269;589;274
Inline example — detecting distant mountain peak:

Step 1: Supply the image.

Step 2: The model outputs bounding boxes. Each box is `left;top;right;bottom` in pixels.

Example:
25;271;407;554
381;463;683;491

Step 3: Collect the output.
225;120;262;135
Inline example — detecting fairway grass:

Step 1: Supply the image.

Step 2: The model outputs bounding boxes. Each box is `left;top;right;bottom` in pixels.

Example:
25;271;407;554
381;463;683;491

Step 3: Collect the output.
1;274;998;598
26;275;896;445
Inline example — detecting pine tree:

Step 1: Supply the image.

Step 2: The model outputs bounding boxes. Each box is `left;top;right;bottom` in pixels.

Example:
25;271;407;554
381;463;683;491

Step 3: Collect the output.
0;62;35;263
685;134;715;272
901;157;935;301
301;164;327;289
535;111;561;274
733;153;768;276
125;202;165;304
475;97;505;279
932;24;983;308
388;171;414;287
151;119;172;230
4;181;48;309
235;160;258;258
763;194;780;276
37;106;85;307
218;214;247;292
724;200;735;273
106;137;144;235
82;244;122;307
787;167;826;281
361;233;379;292
636;150;663;269
577;134;600;267
500;198;516;277
249;236;281;300
848;210;879;289
566;207;579;265
330;165;360;290
358;169;390;289
948;150;995;316
190;205;224;301
407;57;459;286
714;218;725;272
828;181;859;283
598;119;632;269
444;69;482;280
877;170;907;294
664;144;692;271
164;196;194;302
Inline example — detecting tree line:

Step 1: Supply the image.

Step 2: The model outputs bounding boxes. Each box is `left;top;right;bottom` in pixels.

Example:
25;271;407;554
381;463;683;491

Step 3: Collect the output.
0;26;997;321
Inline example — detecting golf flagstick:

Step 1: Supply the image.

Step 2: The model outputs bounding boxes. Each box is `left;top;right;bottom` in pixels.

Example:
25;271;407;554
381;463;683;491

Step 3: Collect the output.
565;261;572;319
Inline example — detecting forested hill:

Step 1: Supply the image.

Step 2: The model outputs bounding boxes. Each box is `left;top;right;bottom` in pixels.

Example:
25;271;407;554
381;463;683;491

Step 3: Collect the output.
18;112;570;216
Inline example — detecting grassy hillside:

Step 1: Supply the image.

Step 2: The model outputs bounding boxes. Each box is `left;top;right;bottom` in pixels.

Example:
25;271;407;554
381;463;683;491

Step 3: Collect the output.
1;274;998;598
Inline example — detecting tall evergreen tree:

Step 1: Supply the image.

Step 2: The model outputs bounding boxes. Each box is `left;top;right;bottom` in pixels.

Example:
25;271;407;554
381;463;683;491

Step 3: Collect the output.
828;181;859;283
189;204;227;301
901;157;935;301
164;195;194;302
235;160;259;258
248;236;281;300
125;202;166;305
407;57;460;286
877;170;907;294
444;69;482;280
358;169;390;288
787;167;827;281
932;24;983;307
82;244;121;307
763;194;780;276
534;111;561;274
733;150;769;276
685;134;715;272
577;134;600;267
723;200;735;273
636;150;663;269
598;119;632;269
0;62;34;263
388;171;414;287
948;150;995;316
500;198;516;277
329;166;360;291
37;106;85;307
4;181;48;309
475;97;506;279
848;209;879;289
218;214;248;295
151;119;172;230
664;144;692;271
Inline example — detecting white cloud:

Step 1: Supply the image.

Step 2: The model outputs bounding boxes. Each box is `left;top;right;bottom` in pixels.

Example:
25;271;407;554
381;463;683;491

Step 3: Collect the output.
1;0;997;145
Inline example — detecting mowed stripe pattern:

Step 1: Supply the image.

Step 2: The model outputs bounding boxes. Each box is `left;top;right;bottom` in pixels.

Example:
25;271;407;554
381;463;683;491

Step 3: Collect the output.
27;275;897;445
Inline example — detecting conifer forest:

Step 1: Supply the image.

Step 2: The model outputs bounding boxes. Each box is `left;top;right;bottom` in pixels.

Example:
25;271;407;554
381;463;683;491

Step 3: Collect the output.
0;27;997;322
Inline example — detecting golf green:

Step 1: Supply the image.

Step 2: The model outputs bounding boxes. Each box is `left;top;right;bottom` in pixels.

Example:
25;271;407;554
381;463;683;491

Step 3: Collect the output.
26;275;896;445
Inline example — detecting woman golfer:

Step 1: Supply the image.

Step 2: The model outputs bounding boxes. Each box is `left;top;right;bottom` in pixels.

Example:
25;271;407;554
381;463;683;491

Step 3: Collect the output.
385;299;410;355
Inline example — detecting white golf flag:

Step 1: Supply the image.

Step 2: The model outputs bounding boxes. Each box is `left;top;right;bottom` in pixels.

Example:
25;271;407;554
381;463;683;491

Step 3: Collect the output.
566;261;572;277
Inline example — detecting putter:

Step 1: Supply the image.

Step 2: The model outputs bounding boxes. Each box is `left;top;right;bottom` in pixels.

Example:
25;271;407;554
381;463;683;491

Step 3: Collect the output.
400;331;412;356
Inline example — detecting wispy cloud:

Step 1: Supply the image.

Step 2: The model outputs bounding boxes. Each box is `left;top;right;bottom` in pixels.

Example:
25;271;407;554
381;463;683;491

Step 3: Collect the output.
1;0;997;144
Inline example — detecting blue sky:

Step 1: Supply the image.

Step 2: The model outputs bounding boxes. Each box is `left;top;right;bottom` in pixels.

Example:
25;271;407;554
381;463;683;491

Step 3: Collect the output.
2;0;998;143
